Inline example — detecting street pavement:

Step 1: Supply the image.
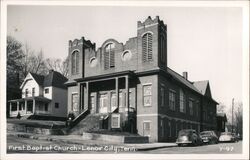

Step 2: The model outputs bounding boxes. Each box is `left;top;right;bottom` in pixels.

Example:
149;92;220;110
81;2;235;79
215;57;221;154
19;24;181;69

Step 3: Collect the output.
7;135;242;154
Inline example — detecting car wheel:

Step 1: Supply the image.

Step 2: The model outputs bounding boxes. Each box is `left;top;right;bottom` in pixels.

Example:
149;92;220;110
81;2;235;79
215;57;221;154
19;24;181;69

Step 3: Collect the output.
178;144;182;147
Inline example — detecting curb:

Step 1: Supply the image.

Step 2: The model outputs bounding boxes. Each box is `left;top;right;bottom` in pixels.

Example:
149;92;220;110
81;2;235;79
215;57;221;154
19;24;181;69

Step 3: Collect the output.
136;145;177;151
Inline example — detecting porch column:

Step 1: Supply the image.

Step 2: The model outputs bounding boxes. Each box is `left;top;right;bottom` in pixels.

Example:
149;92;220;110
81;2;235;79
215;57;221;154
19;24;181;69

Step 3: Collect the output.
78;83;81;113
115;77;119;112
25;100;27;114
33;99;36;114
125;75;129;115
16;101;19;113
81;84;84;111
9;102;12;115
86;82;89;111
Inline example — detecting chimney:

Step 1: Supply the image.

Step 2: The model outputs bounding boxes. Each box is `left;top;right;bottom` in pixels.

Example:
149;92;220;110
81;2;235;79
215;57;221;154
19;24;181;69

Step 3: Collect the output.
183;72;188;80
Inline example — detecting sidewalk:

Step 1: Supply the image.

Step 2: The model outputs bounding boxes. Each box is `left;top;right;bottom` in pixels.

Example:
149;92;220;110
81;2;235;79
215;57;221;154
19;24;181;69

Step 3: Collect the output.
7;131;177;151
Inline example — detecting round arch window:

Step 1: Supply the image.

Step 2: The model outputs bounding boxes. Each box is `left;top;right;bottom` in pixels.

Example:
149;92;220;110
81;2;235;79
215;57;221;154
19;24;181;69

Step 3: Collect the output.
121;50;132;61
89;57;98;67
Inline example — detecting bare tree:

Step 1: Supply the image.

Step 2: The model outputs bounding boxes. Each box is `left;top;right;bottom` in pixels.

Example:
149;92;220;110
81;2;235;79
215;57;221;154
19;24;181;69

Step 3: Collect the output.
217;103;226;113
45;56;69;77
20;44;47;80
234;102;243;136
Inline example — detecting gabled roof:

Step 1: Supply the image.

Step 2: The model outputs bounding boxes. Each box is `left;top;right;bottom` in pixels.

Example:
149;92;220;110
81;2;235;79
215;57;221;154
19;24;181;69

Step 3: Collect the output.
22;70;67;89
165;68;218;104
30;73;44;86
43;70;68;89
166;68;201;94
193;80;212;97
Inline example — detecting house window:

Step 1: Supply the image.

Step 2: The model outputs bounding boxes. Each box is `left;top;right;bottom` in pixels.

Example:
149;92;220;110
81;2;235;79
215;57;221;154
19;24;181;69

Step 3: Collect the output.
160;119;164;137
143;84;152;107
160;85;165;107
55;102;59;108
71;50;79;75
168;121;171;137
90;96;95;112
45;88;49;94
180;89;186;113
99;93;108;113
196;101;199;117
143;121;151;137
104;43;115;69
169;90;176;110
45;103;48;111
32;88;35;97
119;92;123;108
129;91;133;108
72;93;79;112
176;122;178;137
189;99;194;115
25;89;28;97
111;92;117;112
142;33;153;62
111;114;120;128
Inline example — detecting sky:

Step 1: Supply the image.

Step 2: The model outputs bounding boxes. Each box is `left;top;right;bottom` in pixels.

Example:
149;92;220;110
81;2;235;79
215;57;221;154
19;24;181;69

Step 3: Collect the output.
7;5;243;109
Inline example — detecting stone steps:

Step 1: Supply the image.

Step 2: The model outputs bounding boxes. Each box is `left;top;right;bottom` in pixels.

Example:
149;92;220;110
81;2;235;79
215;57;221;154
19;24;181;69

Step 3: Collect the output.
68;113;108;135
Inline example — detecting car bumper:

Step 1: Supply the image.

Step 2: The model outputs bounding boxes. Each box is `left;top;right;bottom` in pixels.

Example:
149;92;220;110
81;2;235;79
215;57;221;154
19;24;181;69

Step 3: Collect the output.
176;140;192;144
219;139;232;142
202;139;210;143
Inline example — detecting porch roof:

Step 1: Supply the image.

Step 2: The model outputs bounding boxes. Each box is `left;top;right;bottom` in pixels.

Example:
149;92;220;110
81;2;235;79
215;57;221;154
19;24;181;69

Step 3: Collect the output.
8;96;51;103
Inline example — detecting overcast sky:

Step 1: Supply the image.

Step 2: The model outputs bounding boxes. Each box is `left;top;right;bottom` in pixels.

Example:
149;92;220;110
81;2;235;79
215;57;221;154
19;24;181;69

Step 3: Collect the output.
7;5;243;109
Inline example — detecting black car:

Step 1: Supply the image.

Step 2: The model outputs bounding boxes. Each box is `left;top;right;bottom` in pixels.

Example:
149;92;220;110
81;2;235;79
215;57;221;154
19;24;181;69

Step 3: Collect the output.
200;131;219;144
176;129;202;146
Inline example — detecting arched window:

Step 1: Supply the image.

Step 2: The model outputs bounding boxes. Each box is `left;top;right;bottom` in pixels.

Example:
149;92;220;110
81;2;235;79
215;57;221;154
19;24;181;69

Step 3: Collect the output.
104;43;115;69
180;89;186;113
71;50;79;75
142;33;153;62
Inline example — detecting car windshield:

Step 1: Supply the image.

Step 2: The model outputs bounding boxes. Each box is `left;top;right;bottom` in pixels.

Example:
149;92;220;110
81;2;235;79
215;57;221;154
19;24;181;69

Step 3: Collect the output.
178;130;193;136
200;131;212;136
221;132;232;136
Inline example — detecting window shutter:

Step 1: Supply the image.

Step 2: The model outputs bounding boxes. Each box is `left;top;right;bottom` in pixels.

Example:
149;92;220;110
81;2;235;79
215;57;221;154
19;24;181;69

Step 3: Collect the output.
104;51;109;70
110;50;115;67
142;33;153;62
76;52;79;74
147;33;153;60
142;35;147;62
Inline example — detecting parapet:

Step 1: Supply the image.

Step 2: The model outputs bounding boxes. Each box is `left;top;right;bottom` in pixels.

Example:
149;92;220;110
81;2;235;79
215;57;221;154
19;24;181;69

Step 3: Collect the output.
137;16;166;30
69;36;96;50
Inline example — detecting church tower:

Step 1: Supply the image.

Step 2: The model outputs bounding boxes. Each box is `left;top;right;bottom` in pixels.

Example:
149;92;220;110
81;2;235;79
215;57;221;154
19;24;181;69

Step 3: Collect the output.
137;16;167;71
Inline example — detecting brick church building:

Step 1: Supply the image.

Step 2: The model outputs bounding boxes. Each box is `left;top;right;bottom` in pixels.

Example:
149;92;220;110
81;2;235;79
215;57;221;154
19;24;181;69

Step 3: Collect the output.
65;16;218;142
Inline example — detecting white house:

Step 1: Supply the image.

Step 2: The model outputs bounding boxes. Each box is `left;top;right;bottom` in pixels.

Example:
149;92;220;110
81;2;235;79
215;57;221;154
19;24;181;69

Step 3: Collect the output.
8;70;68;118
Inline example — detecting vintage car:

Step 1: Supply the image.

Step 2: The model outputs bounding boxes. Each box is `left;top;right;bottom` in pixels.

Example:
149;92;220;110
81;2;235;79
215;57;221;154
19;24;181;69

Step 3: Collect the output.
200;131;219;144
219;132;236;142
176;129;202;146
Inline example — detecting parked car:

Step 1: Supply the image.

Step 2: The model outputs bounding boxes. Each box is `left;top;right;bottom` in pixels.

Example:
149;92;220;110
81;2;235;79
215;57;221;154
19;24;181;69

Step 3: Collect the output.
200;131;218;144
232;133;239;142
176;129;202;146
219;132;236;142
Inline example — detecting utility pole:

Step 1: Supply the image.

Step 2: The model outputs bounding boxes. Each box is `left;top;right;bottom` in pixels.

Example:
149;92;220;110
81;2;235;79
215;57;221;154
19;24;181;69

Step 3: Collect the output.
232;98;234;133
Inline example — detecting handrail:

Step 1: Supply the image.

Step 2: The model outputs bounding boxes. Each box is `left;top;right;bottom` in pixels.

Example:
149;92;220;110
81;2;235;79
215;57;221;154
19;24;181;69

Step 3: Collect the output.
69;109;90;129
